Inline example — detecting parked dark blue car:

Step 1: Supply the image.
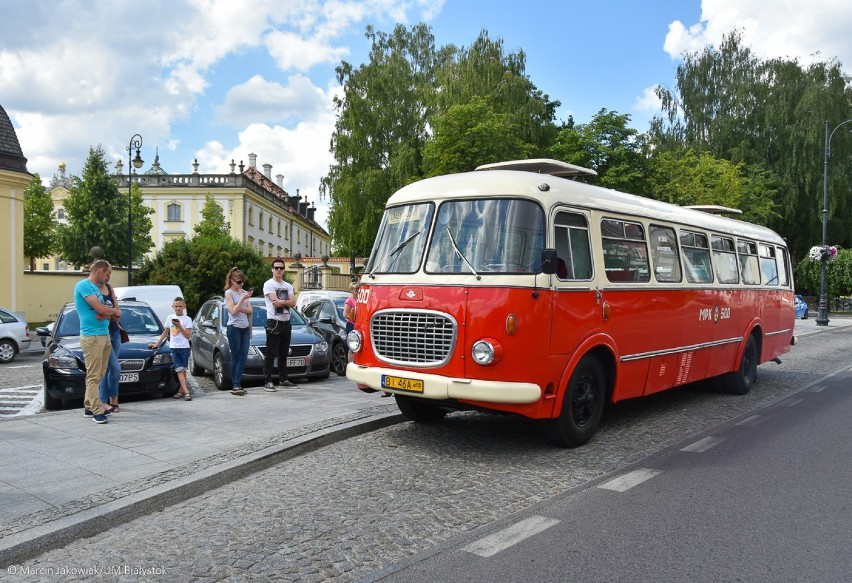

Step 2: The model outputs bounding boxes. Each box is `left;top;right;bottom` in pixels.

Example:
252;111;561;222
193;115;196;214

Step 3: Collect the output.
38;301;178;409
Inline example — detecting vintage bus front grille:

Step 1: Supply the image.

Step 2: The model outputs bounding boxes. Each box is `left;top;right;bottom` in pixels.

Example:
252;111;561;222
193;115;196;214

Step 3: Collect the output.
371;310;457;367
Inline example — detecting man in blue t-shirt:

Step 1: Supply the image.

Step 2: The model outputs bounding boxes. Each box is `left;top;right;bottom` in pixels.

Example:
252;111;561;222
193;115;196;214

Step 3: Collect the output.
73;260;120;424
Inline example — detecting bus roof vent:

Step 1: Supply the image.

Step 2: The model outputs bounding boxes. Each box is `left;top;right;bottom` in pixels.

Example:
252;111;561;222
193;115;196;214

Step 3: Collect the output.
475;158;598;179
685;205;743;215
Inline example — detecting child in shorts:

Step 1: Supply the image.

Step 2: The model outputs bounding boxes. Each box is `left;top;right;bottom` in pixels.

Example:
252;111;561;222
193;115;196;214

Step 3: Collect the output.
148;297;193;401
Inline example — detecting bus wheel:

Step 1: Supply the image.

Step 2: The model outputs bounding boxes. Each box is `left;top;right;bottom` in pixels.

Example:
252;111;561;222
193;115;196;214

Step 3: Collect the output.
395;395;448;423
723;335;758;395
545;356;606;448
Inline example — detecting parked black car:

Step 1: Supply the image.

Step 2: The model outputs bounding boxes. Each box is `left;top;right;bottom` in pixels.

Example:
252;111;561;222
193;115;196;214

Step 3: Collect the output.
300;298;349;376
189;296;330;390
38;301;179;410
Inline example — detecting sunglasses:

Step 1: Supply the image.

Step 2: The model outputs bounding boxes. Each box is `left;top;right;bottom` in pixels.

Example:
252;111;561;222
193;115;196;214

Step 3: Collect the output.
272;266;285;270
234;280;244;285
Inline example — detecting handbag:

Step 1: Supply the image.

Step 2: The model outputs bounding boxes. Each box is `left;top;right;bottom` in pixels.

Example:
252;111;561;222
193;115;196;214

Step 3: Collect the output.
118;322;130;344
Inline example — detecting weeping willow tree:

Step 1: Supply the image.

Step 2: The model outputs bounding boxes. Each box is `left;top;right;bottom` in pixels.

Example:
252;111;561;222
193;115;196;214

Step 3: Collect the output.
651;30;852;262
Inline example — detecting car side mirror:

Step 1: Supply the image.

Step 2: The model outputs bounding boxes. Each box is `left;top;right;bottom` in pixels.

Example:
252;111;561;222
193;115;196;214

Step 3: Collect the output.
540;249;558;275
36;327;50;337
319;316;333;324
201;319;215;329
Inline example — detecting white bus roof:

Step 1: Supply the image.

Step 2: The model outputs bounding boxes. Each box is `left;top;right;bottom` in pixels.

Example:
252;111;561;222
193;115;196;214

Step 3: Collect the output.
476;158;597;178
387;160;785;246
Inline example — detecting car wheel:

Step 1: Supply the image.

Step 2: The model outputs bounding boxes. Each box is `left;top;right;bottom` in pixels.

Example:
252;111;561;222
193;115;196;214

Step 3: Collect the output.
330;342;348;376
43;386;64;410
722;334;758;395
395;394;448;423
0;339;17;364
213;352;232;391
189;349;205;376
544;355;606;448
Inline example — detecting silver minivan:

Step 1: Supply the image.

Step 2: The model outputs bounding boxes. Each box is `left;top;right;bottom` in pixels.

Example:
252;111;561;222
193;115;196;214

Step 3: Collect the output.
112;285;185;325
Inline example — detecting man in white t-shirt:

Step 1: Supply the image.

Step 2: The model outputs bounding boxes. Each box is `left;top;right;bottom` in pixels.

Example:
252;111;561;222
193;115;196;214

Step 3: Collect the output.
263;258;297;391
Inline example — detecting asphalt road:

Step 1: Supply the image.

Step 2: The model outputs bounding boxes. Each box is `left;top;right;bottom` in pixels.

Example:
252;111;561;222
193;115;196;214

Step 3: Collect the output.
3;319;851;582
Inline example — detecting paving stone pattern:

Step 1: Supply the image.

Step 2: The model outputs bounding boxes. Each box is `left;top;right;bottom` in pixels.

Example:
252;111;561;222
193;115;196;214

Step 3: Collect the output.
7;328;851;582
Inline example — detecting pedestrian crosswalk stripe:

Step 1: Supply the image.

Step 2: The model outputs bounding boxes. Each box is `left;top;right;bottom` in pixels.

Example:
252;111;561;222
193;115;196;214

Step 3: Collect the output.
598;468;661;492
463;515;560;557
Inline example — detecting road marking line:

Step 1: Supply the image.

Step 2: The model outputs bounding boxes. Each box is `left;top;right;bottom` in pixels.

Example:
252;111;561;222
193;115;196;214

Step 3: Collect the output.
780;398;803;407
598;468;661;492
463;516;560;557
736;415;763;426
681;436;724;453
0;385;42;391
809;385;826;392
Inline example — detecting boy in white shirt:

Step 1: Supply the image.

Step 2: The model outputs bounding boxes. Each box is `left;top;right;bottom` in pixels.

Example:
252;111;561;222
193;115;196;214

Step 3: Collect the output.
149;297;193;401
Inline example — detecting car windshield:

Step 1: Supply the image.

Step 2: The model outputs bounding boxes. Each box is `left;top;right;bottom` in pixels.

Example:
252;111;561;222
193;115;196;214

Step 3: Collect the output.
333;297;346;319
425;198;546;274
54;304;163;337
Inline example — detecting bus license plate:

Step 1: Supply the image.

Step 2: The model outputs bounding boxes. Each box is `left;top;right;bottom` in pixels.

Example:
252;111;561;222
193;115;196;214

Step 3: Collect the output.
381;375;424;393
287;357;306;368
119;373;138;383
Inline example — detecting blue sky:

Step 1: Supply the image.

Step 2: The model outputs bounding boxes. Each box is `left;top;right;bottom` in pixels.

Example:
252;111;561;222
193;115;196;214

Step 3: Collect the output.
2;0;851;233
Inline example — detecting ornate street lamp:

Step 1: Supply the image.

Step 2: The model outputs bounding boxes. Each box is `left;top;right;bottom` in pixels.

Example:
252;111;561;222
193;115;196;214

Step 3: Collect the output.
817;119;852;326
127;134;144;285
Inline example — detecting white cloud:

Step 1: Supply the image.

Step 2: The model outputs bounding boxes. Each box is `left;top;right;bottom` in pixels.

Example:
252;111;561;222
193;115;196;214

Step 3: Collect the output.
664;0;852;69
266;31;350;72
217;74;330;128
634;85;662;114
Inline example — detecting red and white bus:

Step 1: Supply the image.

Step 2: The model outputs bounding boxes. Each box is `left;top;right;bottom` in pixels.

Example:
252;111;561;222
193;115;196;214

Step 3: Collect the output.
346;159;796;447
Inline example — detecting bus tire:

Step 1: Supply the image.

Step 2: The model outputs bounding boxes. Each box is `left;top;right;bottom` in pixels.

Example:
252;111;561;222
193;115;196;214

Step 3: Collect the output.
545;356;606;448
395;395;448;423
723;335;758;395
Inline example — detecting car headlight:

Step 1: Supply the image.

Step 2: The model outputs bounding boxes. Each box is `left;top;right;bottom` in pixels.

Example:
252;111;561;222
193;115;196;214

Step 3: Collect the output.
153;353;173;365
48;347;80;370
315;341;328;354
471;338;503;366
347;330;362;353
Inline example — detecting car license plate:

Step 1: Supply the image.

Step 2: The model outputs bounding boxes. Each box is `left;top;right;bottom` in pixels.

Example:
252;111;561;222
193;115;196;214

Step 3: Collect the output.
119;373;139;383
287;357;306;367
381;374;424;393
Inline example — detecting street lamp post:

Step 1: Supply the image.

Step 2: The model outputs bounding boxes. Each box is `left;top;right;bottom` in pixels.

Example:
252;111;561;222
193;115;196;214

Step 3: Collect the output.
127;134;144;286
817;119;852;326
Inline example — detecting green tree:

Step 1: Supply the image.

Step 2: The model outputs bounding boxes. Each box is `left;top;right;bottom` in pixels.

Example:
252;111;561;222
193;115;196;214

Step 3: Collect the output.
549;109;650;195
23;173;57;271
194;194;230;239
423;97;532;176
652;30;852;260
135;237;274;316
322;23;438;256
59;146;154;267
647;149;777;225
794;247;852;303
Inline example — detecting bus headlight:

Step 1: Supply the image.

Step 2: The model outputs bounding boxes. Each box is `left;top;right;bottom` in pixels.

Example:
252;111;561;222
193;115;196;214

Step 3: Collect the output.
472;338;503;366
347;330;362;353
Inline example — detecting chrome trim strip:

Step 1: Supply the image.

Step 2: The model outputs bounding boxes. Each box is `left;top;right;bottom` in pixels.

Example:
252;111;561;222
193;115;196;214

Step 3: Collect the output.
620;337;742;362
765;328;792;337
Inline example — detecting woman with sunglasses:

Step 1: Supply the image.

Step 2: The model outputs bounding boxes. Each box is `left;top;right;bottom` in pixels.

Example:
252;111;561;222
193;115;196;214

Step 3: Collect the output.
224;267;254;396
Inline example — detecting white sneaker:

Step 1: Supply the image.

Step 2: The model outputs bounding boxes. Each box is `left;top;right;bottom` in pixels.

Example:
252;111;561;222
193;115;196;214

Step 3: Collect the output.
264;382;277;392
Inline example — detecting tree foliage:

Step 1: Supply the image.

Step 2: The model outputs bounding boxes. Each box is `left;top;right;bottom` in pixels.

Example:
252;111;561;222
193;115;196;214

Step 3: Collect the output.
652;30;852;260
549;109;650;195
135;236;275;316
23;173;57;271
648;149;777;225
794;247;852;303
193;194;230;239
59;146;153;267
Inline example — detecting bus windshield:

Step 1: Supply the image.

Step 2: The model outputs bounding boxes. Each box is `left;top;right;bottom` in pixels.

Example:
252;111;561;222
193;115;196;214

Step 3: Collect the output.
367;203;434;274
426;199;545;274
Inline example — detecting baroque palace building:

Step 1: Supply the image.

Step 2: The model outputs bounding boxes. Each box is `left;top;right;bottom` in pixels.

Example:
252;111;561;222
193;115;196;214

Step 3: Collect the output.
41;151;330;271
0;105;30;311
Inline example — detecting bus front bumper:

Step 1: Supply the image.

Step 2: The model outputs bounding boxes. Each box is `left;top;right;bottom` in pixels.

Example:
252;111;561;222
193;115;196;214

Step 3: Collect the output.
346;363;542;404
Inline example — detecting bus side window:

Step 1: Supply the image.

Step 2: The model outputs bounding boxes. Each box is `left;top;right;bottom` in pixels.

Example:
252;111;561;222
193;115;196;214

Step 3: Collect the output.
679;230;713;283
758;243;779;285
554;211;592;280
649;225;682;283
775;246;790;287
737;239;760;285
601;218;650;283
711;235;739;284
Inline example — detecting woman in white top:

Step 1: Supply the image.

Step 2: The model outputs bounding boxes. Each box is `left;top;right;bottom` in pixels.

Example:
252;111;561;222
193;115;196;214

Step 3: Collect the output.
224;267;254;395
